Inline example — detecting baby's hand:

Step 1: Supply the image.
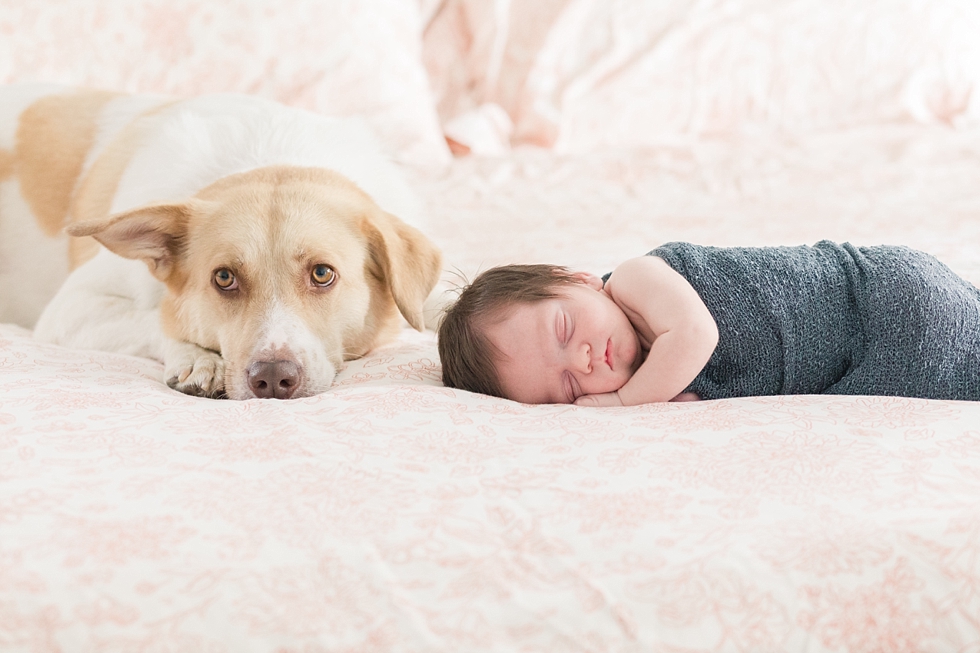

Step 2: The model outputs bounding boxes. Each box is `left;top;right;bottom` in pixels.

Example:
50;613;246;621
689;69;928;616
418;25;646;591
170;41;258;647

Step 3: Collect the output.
573;392;624;407
669;392;701;402
574;391;700;406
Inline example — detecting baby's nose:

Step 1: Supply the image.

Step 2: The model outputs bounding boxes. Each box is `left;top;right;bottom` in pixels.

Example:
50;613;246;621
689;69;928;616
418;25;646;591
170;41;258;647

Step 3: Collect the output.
572;342;593;374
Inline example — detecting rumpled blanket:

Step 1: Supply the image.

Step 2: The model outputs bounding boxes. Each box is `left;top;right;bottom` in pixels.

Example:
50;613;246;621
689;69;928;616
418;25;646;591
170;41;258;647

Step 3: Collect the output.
644;241;980;400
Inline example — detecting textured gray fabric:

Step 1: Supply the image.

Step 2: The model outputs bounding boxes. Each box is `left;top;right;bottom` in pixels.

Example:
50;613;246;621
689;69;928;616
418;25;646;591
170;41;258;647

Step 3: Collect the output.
642;241;980;400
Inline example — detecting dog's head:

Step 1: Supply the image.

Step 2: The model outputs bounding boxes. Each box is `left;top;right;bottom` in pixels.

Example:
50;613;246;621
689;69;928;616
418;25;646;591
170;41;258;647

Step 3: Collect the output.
68;166;442;399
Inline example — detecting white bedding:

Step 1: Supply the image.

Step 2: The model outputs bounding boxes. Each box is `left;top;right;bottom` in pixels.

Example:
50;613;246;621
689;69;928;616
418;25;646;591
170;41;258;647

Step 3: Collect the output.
3;314;980;650
5;135;980;649
4;0;980;650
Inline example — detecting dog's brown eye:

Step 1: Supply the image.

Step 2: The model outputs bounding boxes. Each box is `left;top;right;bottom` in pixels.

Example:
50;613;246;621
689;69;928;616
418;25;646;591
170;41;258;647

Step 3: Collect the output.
213;268;238;291
311;264;337;288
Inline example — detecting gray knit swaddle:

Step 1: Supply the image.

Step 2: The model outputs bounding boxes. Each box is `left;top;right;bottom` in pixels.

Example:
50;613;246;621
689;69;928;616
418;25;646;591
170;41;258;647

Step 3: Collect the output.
644;241;980;400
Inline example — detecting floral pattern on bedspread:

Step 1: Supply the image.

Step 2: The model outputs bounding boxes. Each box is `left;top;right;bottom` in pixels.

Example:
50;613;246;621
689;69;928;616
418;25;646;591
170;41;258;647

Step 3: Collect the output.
2;323;979;652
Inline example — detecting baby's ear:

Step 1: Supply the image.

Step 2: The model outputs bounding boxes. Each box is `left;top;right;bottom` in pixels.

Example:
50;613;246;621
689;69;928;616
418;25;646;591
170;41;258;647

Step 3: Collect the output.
572;271;604;290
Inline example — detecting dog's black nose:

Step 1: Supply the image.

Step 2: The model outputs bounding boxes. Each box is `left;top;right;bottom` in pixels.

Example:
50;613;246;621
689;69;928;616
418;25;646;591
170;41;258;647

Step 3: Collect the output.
247;360;301;399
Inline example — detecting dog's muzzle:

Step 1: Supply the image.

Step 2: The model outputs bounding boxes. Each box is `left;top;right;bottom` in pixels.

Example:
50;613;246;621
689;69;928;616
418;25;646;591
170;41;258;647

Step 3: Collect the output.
246;359;303;399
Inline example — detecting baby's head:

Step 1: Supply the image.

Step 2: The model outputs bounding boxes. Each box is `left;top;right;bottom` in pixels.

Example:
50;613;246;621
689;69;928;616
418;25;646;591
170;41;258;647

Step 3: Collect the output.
438;264;641;403
438;264;583;398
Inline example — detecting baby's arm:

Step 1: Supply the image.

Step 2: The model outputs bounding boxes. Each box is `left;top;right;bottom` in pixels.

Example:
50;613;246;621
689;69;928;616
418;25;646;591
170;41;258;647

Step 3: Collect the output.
576;256;718;406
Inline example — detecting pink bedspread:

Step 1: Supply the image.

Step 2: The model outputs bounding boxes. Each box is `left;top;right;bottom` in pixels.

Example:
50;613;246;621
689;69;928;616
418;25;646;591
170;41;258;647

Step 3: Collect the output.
3;317;980;651
4;133;980;650
4;0;980;649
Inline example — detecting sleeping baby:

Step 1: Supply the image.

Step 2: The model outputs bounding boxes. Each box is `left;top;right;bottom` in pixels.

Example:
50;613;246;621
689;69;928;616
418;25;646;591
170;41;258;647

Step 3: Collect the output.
437;241;980;405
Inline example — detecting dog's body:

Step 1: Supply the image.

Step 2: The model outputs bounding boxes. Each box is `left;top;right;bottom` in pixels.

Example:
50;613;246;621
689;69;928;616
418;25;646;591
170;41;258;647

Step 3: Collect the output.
0;84;442;399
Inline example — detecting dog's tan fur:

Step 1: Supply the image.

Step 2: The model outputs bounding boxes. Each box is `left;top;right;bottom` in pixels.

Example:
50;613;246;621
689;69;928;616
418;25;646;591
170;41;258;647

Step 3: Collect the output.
12;90;182;269
67;98;181;268
12;91;120;267
15;90;117;235
68;166;438;398
2;86;442;399
0;147;12;180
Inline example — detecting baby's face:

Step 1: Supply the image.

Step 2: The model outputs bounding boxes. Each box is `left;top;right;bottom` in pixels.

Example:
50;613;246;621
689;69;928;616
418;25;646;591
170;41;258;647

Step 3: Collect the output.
484;279;642;404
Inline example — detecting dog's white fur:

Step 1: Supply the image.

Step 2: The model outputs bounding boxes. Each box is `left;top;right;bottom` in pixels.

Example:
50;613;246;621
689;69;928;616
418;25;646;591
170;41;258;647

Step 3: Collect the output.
0;85;442;399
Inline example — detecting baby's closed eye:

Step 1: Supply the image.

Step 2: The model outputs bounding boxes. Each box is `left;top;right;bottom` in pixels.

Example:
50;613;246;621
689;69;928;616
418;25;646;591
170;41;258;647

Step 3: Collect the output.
558;311;572;345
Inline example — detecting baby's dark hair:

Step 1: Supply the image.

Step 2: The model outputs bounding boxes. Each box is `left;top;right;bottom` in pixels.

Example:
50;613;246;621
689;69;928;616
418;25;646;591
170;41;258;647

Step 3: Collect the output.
438;264;584;397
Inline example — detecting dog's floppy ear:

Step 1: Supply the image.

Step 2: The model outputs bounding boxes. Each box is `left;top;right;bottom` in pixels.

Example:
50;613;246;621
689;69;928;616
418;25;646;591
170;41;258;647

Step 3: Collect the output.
66;202;196;281
363;209;442;331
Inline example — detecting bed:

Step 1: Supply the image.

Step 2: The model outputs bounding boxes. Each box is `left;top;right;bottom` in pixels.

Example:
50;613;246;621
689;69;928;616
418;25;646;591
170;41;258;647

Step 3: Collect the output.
3;1;980;650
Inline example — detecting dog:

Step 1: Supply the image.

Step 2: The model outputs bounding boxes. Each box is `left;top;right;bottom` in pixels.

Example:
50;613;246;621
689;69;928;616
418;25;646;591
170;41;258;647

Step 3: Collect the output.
0;84;442;400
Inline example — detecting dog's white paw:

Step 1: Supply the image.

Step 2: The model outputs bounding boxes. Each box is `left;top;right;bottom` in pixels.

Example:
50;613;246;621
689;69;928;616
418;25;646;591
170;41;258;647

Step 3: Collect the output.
164;342;226;398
